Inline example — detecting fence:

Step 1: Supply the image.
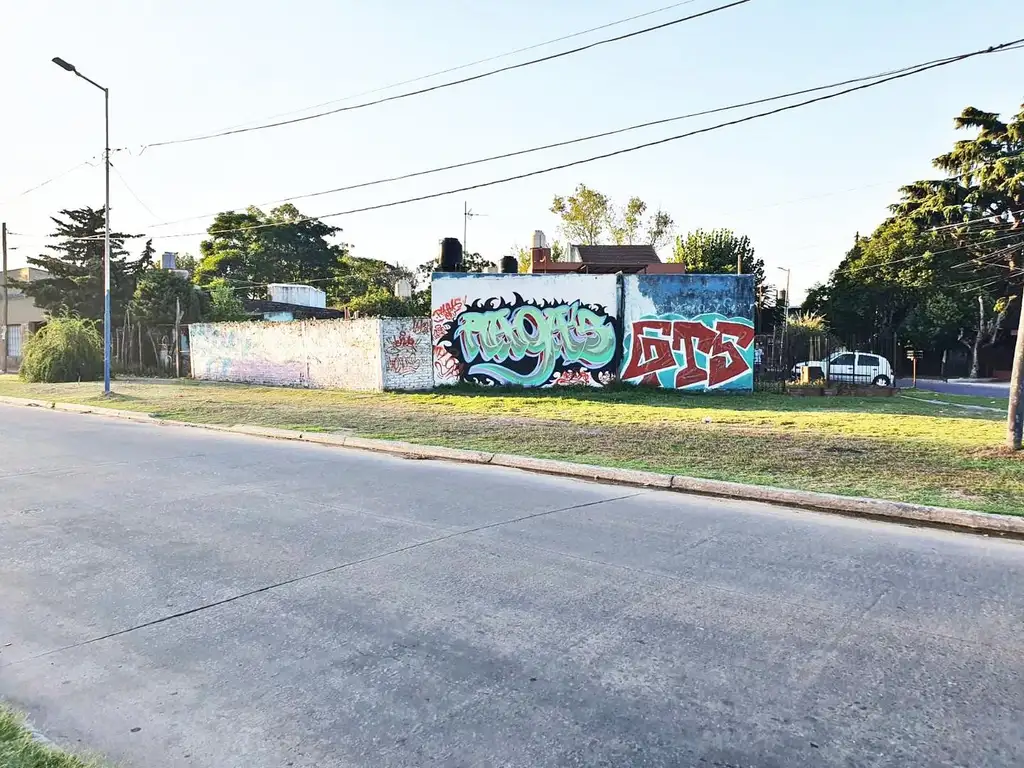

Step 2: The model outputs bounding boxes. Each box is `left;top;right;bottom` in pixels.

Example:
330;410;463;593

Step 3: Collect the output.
113;321;191;378
754;328;899;392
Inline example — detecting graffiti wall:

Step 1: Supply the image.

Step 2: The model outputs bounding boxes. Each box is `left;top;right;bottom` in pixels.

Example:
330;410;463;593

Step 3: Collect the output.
621;274;756;391
431;274;619;387
189;317;432;391
381;318;433;390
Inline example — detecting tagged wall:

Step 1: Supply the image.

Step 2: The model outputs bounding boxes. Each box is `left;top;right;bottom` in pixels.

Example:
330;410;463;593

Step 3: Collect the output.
431;274;619;387
381;318;433;390
621;274;755;391
190;317;431;391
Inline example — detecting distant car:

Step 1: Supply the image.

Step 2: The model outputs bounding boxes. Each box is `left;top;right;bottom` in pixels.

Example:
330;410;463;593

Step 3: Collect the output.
793;351;893;387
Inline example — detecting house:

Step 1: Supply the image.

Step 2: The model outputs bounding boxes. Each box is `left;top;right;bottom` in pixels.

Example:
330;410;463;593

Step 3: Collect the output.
3;267;49;371
241;284;347;322
528;232;686;274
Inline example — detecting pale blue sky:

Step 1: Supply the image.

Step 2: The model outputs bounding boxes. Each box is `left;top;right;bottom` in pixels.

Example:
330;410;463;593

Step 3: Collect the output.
2;0;1022;300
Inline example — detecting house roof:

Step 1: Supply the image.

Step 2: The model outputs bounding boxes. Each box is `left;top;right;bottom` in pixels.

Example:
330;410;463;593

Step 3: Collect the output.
243;300;347;320
572;245;661;265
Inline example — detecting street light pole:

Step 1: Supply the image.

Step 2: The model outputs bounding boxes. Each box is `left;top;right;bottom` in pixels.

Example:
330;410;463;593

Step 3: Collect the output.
52;56;111;395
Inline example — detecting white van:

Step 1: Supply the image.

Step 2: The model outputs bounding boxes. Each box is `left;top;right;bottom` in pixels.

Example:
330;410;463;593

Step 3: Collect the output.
793;351;894;386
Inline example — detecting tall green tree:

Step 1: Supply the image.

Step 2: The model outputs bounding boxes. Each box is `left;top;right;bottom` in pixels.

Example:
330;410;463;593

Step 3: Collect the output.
130;268;212;362
671;228;767;298
194;204;346;299
22;207;152;323
550;184;674;248
890;102;1023;444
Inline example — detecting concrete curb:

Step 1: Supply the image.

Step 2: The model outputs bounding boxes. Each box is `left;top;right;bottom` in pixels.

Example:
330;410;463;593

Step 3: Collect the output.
2;395;1022;537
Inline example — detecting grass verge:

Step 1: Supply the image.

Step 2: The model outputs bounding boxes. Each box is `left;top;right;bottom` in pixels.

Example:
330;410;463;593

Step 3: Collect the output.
0;706;104;768
1;376;1021;516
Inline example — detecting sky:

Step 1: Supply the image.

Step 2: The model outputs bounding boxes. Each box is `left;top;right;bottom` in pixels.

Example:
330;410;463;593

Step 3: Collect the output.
1;0;1022;302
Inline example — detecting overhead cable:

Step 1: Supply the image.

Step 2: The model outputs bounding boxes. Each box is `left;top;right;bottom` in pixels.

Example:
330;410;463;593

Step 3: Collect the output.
211;0;706;133
148;48;1012;229
139;0;754;149
134;37;1024;241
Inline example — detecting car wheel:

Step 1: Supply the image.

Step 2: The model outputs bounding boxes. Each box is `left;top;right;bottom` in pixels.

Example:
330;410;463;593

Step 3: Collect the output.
872;375;891;387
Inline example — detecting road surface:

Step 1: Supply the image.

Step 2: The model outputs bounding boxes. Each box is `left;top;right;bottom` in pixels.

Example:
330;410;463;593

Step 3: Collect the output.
900;378;1011;399
1;406;1022;768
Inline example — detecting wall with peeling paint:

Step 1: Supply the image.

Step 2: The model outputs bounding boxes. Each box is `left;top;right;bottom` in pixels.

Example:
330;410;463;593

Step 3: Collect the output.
189;318;432;391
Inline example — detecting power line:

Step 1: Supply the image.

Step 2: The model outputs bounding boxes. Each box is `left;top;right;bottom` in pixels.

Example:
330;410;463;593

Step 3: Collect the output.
148;48;1000;229
139;0;755;150
110;162;161;221
211;0;706;134
134;37;1024;242
0;158;99;205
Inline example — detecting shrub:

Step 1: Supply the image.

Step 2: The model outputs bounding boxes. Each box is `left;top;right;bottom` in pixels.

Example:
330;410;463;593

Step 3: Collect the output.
19;316;104;383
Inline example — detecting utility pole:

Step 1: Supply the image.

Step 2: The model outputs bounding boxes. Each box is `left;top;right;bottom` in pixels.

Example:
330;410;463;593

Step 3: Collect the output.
1;223;7;374
1008;288;1024;449
174;297;182;378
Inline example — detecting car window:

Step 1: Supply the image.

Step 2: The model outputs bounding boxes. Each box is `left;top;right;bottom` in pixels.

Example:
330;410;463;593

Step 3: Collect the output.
857;354;880;367
831;353;855;366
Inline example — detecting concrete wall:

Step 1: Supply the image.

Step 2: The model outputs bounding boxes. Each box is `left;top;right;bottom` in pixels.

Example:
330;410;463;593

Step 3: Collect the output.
431;272;755;391
189;318;434;391
621;274;756;391
381;318;433;390
431;274;619;387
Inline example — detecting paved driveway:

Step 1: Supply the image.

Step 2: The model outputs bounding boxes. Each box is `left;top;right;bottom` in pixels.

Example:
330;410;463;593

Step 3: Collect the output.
1;406;1022;767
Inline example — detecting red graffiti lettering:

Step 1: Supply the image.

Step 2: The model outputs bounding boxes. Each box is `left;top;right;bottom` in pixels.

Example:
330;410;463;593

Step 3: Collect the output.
554;368;595;386
622;318;754;389
433;346;462;381
620;320;673;383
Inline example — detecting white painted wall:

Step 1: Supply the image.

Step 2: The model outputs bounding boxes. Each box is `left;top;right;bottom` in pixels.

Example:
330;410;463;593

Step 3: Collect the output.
189;318;433;391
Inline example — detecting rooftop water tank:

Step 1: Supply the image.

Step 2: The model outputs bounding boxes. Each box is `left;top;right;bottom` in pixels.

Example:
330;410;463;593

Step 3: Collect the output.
268;283;327;308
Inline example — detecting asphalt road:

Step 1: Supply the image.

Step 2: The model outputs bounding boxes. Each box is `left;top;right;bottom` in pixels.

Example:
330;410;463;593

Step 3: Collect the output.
900;378;1011;399
1;407;1022;768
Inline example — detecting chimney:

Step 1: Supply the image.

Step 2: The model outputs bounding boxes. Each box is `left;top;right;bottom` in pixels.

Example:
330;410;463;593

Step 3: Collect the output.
530;230;549;273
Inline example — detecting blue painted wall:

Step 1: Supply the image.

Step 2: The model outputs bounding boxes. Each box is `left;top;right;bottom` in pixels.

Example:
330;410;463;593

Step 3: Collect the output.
621;274;756;391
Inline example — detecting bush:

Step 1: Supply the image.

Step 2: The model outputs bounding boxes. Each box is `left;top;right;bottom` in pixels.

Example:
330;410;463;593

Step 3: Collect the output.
19;316;104;383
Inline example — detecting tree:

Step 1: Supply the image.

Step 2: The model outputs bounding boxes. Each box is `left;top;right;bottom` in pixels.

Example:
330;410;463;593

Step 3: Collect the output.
335;256;415;306
890;102;1023;446
206;278;248;321
550;184;674;248
415;251;494;286
19;315;103;383
671;229;767;302
131;269;210;326
131;268;212;362
194;204;346;299
21;207;152;324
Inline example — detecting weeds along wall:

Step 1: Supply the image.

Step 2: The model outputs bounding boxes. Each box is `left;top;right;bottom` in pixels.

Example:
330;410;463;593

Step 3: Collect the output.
431;272;755;391
189;317;432;391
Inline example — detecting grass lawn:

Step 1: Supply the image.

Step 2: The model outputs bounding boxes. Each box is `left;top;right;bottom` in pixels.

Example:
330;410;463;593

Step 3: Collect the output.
0;707;103;768
0;376;1021;516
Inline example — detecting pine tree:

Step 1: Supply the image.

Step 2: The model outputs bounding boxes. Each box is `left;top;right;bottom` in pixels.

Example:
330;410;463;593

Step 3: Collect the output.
21;207;153;323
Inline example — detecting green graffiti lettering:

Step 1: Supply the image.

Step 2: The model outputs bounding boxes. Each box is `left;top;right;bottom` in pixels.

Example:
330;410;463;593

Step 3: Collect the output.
454;300;616;386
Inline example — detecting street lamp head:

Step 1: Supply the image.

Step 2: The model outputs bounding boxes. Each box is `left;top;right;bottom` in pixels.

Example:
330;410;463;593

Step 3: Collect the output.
52;57;76;73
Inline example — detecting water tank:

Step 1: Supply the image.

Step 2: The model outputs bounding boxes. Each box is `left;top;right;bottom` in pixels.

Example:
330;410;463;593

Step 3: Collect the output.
268;283;327;308
500;255;518;274
161;252;177;269
531;230;547;249
439;238;463;271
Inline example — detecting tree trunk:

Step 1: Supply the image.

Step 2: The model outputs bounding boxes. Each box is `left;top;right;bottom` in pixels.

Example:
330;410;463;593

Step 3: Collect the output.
1008;288;1024;450
969;296;984;379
